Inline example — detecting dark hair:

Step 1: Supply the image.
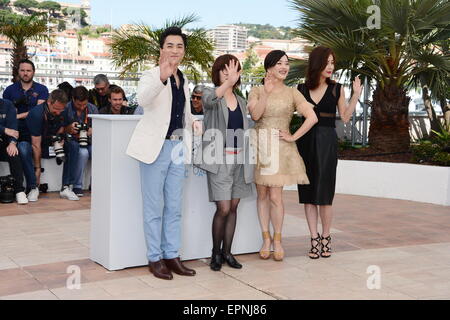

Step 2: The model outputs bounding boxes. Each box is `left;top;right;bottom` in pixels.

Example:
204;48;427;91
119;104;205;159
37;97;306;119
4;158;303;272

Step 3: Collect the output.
72;86;89;102
108;85;126;99
57;82;74;101
305;46;336;90
18;59;35;72
159;27;187;49
264;50;288;72
211;54;241;88
49;89;68;105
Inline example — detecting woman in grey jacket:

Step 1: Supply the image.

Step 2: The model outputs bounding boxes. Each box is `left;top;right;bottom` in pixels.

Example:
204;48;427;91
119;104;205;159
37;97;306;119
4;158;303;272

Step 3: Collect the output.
195;55;254;271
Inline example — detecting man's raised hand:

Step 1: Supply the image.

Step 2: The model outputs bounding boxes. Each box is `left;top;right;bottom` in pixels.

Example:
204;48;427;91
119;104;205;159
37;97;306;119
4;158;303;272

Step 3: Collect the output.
159;52;176;82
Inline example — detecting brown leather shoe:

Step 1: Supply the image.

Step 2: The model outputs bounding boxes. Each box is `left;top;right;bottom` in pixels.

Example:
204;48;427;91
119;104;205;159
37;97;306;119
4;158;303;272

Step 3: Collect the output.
148;260;173;280
163;257;196;276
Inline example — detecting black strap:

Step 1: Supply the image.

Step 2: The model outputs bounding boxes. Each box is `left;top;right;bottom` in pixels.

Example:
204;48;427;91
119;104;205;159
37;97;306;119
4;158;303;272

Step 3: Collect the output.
310;234;322;255
297;83;307;96
322;236;332;253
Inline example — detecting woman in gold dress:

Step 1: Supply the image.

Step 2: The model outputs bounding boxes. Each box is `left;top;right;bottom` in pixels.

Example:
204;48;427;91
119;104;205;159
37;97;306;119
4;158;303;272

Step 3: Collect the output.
248;50;318;261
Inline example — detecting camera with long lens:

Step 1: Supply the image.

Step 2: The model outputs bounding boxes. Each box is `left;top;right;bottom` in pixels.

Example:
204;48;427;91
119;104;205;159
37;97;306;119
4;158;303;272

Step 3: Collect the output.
0;175;15;204
122;106;136;115
50;134;72;165
75;123;89;148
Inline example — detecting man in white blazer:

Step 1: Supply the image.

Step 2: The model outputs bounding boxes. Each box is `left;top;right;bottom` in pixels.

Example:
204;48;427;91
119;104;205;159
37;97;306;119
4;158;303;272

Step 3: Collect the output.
126;27;199;280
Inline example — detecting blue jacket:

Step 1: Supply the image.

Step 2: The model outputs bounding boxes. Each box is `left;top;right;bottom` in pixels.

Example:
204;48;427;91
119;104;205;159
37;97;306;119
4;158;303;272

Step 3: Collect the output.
63;101;99;127
0;99;18;144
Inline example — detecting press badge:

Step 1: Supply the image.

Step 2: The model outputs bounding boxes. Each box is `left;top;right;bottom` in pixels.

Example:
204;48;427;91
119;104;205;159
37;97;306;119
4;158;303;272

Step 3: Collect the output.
49;146;56;157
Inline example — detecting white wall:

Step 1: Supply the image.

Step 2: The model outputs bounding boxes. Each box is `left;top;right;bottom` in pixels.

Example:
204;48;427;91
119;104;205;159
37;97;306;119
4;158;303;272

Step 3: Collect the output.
336;160;450;206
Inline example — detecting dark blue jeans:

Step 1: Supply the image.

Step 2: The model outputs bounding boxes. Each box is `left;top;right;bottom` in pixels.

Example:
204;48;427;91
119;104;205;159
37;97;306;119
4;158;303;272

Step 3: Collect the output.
18;141;36;190
62;139;82;187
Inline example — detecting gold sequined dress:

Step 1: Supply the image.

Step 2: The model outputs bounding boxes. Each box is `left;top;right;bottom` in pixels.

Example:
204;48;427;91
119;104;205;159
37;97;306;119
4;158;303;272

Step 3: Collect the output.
249;86;310;187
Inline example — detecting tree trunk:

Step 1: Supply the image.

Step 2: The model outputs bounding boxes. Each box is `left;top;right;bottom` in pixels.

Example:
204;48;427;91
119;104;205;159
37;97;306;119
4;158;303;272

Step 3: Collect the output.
11;45;28;83
368;84;411;152
422;86;441;138
441;98;450;131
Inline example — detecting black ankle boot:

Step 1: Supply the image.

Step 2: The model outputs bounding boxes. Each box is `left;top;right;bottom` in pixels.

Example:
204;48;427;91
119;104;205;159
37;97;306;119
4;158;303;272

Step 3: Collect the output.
222;252;242;269
210;252;223;271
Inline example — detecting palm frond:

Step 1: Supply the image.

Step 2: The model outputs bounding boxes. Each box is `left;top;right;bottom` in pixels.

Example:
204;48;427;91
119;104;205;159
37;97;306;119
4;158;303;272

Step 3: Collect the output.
0;13;49;45
110;14;214;78
289;0;449;90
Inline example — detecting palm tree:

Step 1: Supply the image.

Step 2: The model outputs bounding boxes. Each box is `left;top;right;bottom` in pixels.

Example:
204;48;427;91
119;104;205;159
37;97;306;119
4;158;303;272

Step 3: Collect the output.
110;14;214;82
410;40;450;134
289;0;450;152
0;13;49;82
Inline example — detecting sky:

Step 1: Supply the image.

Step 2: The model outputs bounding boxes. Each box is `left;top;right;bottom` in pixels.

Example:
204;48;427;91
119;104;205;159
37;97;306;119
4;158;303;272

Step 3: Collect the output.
61;0;301;29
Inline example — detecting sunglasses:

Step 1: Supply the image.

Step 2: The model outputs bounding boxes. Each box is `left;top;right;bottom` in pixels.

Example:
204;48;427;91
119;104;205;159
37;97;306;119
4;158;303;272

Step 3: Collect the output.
191;95;202;100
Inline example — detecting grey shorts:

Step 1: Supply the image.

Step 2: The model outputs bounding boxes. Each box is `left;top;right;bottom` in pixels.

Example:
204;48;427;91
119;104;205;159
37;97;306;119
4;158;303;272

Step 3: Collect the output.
206;163;253;202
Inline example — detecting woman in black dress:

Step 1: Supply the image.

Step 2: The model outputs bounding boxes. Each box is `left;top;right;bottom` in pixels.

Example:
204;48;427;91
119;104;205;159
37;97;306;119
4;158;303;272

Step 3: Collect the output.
297;46;362;259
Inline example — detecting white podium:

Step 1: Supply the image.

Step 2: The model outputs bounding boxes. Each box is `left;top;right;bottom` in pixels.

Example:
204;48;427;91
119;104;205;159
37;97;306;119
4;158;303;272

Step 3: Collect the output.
89;115;262;271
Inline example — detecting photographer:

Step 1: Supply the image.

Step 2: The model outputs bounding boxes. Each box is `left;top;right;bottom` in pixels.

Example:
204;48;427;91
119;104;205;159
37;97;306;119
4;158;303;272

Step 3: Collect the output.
99;86;142;115
190;85;204;115
88;74;128;112
24;89;71;202
63;86;98;197
3;59;49;196
0;98;28;204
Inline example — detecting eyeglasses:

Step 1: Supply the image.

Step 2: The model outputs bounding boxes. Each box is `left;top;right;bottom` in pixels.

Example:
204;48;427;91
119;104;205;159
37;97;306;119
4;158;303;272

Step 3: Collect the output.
191;95;202;101
95;86;108;92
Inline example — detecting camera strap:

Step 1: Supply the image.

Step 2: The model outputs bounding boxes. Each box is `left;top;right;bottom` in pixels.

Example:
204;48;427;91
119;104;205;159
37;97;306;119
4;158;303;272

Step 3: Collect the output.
43;103;63;149
72;102;89;125
43;102;50;141
83;106;89;125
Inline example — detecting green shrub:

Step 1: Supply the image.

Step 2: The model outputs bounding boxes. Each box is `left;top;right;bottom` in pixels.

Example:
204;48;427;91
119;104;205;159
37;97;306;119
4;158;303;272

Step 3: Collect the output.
431;124;450;149
412;141;441;162
339;139;354;151
432;152;450;166
412;139;450;166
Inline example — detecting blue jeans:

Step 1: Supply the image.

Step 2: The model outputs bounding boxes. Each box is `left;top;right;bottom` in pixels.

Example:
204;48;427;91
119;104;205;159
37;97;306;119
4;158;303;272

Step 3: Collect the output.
74;145;91;189
18;141;36;190
139;140;185;263
62;140;88;187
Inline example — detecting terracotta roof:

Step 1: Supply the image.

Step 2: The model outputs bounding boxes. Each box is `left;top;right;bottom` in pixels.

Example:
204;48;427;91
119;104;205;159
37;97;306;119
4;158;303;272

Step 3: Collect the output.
55;54;93;61
0;43;13;49
90;52;112;57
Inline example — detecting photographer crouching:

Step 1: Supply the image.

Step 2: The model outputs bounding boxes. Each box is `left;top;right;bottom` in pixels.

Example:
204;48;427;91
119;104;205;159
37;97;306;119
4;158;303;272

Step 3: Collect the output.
24;89;75;202
63;86;98;198
0;98;28;204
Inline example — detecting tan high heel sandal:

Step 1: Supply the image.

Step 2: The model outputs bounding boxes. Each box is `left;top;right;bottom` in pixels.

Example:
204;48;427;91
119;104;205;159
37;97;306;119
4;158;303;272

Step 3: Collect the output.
259;231;272;260
273;233;285;262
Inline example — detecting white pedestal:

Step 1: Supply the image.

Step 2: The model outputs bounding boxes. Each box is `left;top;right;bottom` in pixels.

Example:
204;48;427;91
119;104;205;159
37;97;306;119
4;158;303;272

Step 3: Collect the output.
89;115;262;271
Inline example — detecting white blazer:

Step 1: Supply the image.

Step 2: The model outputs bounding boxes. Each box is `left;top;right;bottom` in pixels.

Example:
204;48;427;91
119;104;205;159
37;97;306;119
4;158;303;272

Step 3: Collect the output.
126;67;193;164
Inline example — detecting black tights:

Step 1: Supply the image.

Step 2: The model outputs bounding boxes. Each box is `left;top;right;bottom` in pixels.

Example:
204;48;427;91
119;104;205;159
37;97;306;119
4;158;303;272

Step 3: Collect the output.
212;199;240;255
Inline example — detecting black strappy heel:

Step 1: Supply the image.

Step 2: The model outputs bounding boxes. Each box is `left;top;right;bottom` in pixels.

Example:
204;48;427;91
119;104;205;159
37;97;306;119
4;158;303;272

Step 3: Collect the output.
321;235;332;258
309;234;321;260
